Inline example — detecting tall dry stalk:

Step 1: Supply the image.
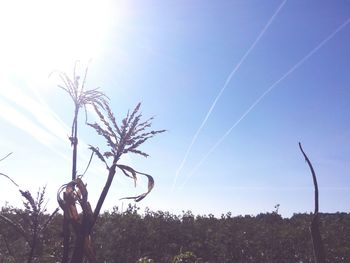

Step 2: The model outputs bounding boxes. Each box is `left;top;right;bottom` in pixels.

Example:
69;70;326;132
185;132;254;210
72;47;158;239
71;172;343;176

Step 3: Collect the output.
52;62;108;262
299;142;326;263
52;62;108;181
56;101;165;263
55;65;164;262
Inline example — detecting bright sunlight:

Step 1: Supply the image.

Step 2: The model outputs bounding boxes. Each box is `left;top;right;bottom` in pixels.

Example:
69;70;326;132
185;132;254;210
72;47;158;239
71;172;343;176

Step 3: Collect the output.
0;0;123;156
0;0;116;80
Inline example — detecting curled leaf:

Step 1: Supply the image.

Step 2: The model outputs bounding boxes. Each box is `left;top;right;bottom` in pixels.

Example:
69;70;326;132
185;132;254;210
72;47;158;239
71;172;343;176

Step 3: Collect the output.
119;167;154;202
117;164;137;187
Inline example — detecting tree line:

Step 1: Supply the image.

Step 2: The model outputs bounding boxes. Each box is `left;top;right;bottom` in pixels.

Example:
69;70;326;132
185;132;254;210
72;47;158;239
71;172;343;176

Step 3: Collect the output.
0;204;349;262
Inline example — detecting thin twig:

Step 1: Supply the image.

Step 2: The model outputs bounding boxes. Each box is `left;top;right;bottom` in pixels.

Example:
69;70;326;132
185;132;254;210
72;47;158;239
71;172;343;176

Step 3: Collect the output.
0;172;19;187
0;152;12;162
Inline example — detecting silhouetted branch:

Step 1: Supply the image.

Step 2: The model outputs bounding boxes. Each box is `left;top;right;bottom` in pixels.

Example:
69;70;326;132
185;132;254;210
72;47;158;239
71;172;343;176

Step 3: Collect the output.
299;142;325;263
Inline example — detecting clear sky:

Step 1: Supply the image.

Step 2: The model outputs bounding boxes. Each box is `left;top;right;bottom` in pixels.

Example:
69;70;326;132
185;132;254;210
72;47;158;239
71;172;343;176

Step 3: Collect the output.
0;0;349;217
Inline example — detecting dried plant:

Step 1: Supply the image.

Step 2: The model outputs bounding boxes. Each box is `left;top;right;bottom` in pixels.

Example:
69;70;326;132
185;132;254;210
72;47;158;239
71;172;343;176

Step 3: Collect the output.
56;101;165;263
57;178;96;263
87;101;165;217
19;187;59;263
54;64;165;262
51;61;108;181
52;62;108;263
0;154;58;263
299;142;326;263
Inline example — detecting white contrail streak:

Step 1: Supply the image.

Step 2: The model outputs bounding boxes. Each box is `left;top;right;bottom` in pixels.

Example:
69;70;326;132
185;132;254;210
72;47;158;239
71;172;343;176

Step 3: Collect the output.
180;17;350;189
172;0;287;190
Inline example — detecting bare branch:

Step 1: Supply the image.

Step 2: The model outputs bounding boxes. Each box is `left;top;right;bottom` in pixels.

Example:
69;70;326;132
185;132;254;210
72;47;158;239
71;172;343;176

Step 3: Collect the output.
298;142;319;214
299;142;326;263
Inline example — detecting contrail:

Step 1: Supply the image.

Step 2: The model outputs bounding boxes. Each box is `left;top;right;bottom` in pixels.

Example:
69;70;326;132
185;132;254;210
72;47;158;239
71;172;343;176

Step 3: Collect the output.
180;17;350;189
172;0;287;190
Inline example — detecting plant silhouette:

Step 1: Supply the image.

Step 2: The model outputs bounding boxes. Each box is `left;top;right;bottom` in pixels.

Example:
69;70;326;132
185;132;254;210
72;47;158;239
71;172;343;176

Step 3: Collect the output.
55;64;165;263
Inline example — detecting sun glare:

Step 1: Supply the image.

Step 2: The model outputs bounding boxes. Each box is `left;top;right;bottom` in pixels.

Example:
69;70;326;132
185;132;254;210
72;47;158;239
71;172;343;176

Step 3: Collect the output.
0;0;116;84
0;0;123;148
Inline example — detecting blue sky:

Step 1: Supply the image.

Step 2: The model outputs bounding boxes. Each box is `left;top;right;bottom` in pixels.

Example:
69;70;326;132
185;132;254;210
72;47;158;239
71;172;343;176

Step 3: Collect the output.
0;0;349;217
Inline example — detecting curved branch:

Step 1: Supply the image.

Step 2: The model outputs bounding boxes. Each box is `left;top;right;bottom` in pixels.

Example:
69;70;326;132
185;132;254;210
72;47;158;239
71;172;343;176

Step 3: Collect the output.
299;142;318;214
299;142;325;263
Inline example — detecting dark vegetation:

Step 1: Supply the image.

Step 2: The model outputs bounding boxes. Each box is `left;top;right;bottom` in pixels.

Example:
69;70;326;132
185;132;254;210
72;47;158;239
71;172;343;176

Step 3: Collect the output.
0;205;350;262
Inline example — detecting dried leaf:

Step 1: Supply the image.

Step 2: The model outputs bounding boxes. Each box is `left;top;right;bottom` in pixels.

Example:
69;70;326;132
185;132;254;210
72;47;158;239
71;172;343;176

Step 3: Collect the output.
89;146;109;169
119;169;154;202
117;164;137;187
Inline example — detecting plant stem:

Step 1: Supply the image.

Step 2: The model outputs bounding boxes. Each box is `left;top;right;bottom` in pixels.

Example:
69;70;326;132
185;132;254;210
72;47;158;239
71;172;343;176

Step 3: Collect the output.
72;107;79;181
299;142;325;263
91;161;117;231
62;107;79;262
62;209;70;263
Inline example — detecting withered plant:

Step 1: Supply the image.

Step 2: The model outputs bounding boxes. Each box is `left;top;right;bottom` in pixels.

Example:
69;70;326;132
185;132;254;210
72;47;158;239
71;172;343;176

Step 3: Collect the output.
88;101;166;217
299;142;326;263
55;65;165;263
52;62;108;263
51;62;108;181
0;153;58;263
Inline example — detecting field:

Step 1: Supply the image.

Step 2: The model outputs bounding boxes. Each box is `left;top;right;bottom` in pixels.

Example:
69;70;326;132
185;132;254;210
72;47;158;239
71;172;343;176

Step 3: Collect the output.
1;204;349;262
